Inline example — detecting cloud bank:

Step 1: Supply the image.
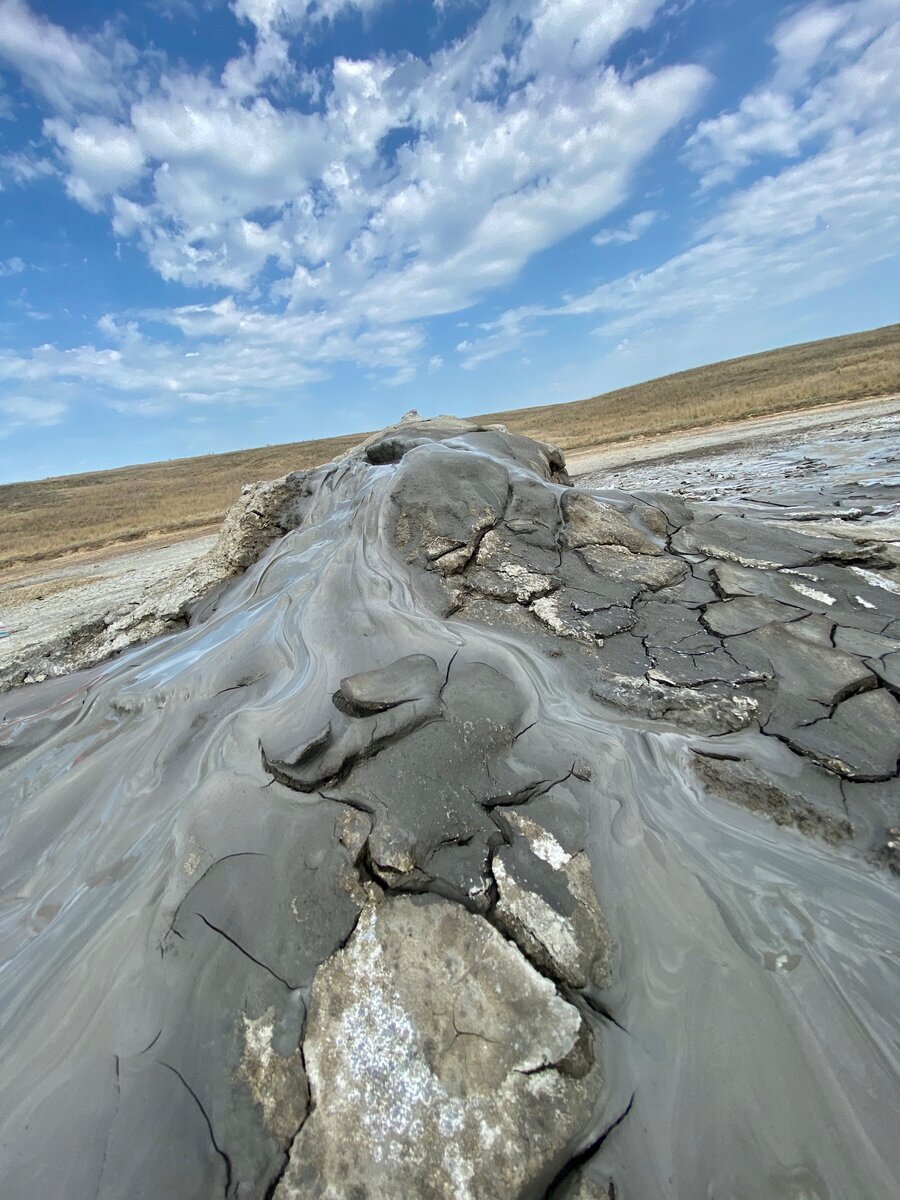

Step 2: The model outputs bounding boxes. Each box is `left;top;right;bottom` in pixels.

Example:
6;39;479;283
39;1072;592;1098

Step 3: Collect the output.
0;0;896;447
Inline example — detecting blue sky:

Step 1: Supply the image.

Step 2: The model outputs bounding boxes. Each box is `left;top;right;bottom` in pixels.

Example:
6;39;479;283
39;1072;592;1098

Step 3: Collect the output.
0;0;897;482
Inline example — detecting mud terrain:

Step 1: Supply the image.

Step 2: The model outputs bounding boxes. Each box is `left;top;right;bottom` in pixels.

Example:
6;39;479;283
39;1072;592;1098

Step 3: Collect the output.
0;408;897;1198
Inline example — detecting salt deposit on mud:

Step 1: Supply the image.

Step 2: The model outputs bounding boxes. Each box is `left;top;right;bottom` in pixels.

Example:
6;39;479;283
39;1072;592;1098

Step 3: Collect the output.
0;412;898;1198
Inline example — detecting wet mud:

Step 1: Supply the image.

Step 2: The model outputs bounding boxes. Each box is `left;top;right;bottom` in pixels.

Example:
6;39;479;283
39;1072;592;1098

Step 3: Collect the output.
0;413;897;1198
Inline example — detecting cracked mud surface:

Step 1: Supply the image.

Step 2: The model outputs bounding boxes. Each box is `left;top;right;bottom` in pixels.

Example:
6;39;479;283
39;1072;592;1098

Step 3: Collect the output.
573;396;900;503
0;412;898;1198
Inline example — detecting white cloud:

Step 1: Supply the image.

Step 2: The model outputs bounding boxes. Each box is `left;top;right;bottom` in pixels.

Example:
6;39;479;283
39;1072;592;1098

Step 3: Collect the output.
44;116;145;210
457;307;545;369
0;394;66;436
770;3;850;87
592;209;658;246
231;0;389;36
458;0;900;365
103;73;337;285
0;0;132;114
15;0;705;310
0;256;25;277
0;0;713;415
20;305;50;320
0;0;892;463
568;127;900;336
684;0;898;187
0;148;56;185
220;28;293;97
0;297;426;421
518;0;661;75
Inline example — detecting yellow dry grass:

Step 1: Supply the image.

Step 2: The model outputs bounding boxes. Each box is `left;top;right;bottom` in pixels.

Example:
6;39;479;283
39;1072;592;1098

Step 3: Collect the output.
0;433;361;574
2;323;897;575
481;322;900;452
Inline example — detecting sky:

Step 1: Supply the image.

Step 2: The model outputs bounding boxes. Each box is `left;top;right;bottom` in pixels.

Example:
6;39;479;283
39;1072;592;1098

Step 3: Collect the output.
0;0;897;482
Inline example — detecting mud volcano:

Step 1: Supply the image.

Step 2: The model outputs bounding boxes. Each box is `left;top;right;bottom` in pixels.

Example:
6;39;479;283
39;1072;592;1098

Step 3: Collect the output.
1;414;898;1198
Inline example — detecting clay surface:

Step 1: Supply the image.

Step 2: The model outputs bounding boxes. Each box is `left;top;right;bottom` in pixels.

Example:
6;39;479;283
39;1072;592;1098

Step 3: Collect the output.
0;410;897;1199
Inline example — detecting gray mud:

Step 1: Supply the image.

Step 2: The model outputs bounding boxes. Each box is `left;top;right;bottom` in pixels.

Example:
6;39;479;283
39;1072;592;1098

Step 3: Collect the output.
577;402;900;507
0;413;898;1198
0;535;217;681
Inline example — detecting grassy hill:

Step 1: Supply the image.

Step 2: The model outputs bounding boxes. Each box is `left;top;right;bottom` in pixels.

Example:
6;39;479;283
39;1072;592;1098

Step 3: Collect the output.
2;322;897;574
480;322;899;450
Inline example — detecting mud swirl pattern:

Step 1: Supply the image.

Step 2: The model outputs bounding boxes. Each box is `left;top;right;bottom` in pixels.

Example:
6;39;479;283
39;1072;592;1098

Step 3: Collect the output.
1;415;898;1198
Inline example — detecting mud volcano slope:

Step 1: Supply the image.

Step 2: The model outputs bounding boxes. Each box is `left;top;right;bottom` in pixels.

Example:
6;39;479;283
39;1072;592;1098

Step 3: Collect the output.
1;414;898;1199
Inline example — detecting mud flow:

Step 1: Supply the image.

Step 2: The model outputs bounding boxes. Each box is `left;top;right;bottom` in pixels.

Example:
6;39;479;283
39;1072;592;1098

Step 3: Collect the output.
1;414;897;1198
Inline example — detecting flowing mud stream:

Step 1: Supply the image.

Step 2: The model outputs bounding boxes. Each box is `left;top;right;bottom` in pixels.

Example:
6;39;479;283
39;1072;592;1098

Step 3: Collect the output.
1;416;898;1198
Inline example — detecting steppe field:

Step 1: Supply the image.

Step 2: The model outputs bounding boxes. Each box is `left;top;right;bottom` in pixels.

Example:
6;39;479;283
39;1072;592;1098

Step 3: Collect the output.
2;322;897;575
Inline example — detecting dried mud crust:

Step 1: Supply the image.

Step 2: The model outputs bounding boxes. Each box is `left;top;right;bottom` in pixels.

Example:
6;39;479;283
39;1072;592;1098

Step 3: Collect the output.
258;647;615;1200
383;415;899;871
570;394;900;499
2;412;898;1200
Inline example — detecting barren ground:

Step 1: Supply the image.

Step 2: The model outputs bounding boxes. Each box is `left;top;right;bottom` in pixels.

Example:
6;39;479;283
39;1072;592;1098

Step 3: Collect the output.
4;406;898;1198
2;394;897;675
0;535;218;670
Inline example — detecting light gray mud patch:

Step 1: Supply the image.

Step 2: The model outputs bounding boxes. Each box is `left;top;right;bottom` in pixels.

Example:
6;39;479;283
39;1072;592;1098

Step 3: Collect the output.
275;894;599;1200
0;468;320;692
1;412;898;1199
493;808;612;991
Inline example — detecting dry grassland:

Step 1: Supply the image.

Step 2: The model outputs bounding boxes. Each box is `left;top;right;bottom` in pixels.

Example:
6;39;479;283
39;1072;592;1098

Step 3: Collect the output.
0;434;361;574
2;323;897;574
481;322;900;451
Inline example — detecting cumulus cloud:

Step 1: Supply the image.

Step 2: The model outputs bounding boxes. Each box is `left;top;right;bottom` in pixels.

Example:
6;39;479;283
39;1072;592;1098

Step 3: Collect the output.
44;116;145;210
458;0;900;365
13;0;707;308
0;256;25;276
0;0;133;114
0;0;712;414
683;0;898;187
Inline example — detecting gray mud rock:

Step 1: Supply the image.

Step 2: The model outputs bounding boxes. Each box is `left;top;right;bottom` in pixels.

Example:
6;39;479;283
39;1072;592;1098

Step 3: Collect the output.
263;653;446;795
217;469;317;571
692;751;853;844
783;688;900;781
729;622;876;706
701;595;807;637
263;652;581;909
670;512;867;569
561;491;664;555
357;412;570;485
388;434;898;836
392;444;511;575
275;894;599;1200
493;810;612;989
591;673;759;734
